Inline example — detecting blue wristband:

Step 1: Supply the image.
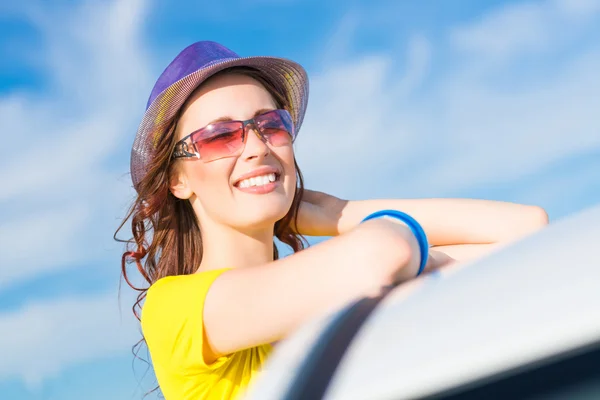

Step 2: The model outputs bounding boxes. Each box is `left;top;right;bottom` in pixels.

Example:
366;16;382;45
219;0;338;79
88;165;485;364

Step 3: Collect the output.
361;209;429;277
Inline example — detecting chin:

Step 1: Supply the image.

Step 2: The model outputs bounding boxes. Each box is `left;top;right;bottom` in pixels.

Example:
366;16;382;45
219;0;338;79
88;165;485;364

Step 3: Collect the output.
237;196;294;230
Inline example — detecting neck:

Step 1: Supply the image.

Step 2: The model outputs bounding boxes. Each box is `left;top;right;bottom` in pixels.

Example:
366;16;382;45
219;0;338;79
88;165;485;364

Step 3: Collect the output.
197;219;275;272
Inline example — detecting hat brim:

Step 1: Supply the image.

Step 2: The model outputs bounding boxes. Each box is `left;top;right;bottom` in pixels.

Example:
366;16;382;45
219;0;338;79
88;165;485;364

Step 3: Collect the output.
130;56;309;190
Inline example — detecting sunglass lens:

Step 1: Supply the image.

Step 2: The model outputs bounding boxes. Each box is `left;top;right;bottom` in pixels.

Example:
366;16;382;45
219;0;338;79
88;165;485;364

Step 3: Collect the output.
257;110;295;146
192;123;244;161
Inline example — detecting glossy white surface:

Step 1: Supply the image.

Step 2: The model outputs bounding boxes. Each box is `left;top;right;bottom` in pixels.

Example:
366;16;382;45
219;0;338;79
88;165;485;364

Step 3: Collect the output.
243;307;338;399
245;204;600;400
326;204;600;400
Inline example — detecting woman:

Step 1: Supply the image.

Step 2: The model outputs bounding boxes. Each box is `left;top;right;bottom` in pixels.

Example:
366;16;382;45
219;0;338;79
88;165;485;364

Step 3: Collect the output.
117;41;548;400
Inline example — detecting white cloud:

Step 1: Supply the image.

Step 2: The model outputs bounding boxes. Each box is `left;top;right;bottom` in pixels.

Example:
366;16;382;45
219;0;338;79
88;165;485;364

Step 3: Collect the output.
0;291;139;387
296;54;407;195
515;154;600;217
554;0;600;18
0;206;88;288
391;35;432;98
319;10;361;65
450;0;600;64
295;33;438;198
296;0;600;205
450;1;553;62
0;0;151;288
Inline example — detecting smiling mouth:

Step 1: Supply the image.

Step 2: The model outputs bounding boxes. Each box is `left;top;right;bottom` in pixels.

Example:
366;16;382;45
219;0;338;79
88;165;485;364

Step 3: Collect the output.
235;173;281;189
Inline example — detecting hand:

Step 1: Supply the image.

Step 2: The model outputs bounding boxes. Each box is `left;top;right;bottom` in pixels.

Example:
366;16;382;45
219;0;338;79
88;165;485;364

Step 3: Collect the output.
424;249;457;272
429;243;503;263
392;248;456;283
295;190;348;237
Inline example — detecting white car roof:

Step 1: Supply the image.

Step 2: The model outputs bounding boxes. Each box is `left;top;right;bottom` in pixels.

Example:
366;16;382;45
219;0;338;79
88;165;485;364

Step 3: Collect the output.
245;203;600;400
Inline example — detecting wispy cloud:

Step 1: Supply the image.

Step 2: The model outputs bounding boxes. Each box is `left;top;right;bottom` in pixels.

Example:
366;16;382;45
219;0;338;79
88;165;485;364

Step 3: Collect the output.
450;0;600;64
0;206;88;288
554;0;600;17
0;0;151;288
0;290;138;387
0;0;159;388
296;0;600;205
319;10;361;65
391;35;431;98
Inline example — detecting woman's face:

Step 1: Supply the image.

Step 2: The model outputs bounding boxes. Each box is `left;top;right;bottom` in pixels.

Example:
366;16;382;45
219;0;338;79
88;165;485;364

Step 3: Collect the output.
170;73;297;232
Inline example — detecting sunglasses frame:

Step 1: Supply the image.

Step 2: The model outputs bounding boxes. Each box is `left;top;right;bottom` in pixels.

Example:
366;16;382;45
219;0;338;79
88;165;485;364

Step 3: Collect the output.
172;109;295;160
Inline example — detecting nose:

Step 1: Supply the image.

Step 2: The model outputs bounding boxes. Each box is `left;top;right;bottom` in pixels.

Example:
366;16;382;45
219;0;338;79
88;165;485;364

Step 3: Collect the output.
242;126;270;160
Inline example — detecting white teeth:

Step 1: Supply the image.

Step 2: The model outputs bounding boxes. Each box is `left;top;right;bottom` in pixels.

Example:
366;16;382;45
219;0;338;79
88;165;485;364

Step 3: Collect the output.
238;173;278;188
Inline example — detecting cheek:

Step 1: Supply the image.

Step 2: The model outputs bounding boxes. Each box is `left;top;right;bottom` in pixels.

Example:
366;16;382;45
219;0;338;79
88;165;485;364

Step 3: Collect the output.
185;160;234;203
276;147;297;204
277;147;296;177
287;168;297;190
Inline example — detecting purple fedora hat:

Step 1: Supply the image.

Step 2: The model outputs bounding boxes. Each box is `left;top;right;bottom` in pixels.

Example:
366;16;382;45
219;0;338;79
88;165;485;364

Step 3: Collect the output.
130;40;309;190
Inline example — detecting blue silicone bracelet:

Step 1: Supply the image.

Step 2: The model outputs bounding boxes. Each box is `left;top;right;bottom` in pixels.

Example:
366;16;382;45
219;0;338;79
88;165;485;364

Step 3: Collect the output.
361;209;429;277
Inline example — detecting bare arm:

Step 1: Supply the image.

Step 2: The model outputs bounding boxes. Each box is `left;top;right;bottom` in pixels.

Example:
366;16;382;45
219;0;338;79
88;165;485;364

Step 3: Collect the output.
300;190;549;246
203;219;443;360
339;198;548;245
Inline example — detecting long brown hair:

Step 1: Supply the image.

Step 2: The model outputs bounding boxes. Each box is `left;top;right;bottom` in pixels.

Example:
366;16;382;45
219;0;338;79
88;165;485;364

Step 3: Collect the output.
114;67;307;373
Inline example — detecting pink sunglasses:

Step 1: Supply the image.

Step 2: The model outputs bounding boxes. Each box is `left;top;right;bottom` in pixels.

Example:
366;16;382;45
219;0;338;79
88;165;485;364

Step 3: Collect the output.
172;109;295;162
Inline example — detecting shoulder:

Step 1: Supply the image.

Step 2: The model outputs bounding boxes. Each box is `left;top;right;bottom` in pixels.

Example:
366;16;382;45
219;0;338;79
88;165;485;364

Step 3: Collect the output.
141;268;231;331
140;268;246;377
145;268;231;304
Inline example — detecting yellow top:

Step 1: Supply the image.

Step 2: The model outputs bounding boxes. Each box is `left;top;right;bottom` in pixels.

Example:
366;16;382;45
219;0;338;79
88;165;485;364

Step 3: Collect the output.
141;268;272;400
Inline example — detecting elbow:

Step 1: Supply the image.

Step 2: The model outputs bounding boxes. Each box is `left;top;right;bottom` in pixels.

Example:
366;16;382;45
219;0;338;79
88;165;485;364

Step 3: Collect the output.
511;205;549;239
527;205;550;228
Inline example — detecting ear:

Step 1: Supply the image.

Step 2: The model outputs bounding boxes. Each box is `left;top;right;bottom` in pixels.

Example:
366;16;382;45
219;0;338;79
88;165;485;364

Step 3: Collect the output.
169;167;193;200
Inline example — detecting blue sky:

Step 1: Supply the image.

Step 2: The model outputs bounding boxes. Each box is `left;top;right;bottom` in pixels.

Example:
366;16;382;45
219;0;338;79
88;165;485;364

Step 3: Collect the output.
1;0;599;398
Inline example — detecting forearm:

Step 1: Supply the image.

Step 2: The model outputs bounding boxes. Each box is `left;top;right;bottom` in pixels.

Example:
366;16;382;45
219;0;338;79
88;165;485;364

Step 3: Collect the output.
337;198;549;246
